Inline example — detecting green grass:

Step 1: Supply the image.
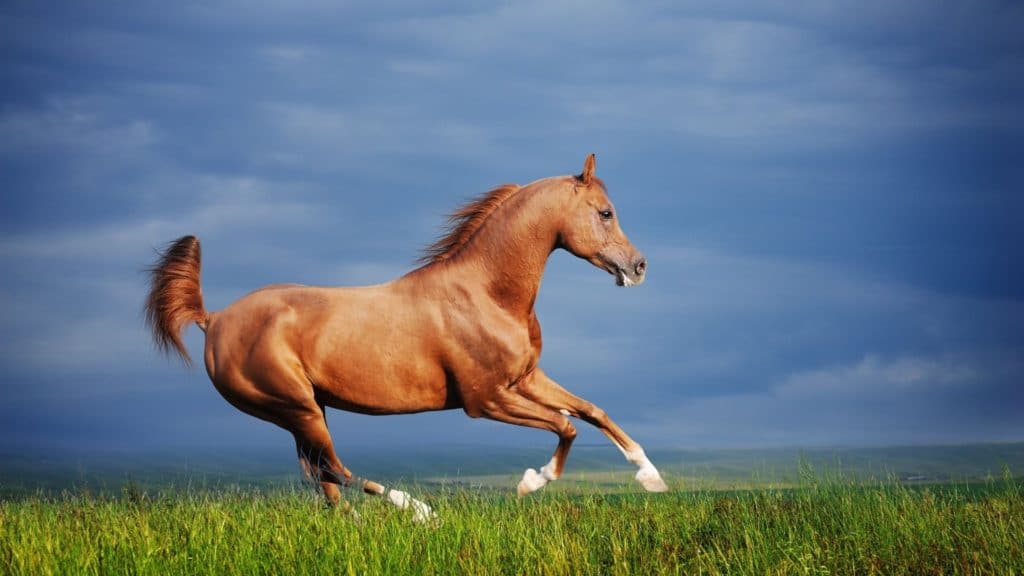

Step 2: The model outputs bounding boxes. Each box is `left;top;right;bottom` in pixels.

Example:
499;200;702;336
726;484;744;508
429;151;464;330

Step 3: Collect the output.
2;471;1022;575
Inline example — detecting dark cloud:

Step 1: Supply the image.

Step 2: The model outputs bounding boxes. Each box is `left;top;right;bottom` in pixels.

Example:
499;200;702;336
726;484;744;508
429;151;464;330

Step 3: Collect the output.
1;1;1021;454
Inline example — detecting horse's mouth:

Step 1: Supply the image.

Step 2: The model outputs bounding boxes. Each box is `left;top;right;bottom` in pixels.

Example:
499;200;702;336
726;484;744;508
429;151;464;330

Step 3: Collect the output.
593;255;643;288
615;268;635;287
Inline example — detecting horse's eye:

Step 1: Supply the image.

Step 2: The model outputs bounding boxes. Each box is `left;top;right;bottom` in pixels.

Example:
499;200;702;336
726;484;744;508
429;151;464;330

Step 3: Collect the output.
599;209;613;221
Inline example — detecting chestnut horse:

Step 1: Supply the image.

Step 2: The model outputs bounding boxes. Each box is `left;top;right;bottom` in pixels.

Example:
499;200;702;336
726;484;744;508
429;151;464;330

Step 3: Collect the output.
146;154;667;520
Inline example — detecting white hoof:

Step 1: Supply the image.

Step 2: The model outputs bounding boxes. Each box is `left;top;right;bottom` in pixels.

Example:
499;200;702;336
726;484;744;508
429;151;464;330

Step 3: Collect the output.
387;489;437;523
636;465;669;492
410;501;437;524
517;467;548;497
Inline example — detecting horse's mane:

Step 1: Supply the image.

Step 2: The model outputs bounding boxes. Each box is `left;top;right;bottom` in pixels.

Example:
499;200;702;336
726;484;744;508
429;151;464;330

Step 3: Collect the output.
418;183;522;265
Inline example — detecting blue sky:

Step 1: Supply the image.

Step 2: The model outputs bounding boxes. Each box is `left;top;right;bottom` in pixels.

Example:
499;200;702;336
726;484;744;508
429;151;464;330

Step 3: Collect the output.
1;1;1021;456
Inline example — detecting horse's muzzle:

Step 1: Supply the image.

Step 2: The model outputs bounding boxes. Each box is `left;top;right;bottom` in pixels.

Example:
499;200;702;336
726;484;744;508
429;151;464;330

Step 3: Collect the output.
616;255;647;287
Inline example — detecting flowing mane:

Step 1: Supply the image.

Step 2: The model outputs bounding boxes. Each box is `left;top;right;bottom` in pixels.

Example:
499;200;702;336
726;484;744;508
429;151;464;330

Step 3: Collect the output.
418;183;522;264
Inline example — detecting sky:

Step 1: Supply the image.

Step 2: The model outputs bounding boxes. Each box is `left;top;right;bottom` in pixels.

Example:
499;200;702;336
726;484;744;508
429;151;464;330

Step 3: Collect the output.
1;1;1022;459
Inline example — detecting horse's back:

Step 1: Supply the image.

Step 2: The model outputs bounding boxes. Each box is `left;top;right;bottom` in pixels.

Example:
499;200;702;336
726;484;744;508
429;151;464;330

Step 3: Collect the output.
202;281;454;415
204;283;378;377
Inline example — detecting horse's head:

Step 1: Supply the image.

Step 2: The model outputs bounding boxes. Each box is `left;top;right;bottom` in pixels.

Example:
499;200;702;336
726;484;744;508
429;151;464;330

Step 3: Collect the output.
558;154;647;287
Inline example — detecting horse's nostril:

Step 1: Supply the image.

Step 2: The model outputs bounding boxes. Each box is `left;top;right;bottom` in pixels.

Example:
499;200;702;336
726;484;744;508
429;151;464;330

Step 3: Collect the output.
635;258;647;276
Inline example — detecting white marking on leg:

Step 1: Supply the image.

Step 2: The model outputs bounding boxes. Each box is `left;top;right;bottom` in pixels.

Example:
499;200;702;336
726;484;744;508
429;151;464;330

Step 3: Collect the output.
624;447;647;466
559;409;571;416
386;489;436;523
540;459;558;481
518;457;558;496
626;447;669;492
518;468;547;496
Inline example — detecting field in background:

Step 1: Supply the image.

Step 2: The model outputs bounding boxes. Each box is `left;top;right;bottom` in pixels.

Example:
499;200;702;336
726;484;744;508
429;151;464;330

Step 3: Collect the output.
2;443;1023;574
2;442;1022;497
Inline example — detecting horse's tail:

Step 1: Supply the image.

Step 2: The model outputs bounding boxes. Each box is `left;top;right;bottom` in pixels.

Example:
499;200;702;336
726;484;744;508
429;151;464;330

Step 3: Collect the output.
145;235;209;367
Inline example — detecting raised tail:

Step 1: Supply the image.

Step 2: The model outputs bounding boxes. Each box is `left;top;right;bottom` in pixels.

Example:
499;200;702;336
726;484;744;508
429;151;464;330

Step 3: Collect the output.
144;235;209;366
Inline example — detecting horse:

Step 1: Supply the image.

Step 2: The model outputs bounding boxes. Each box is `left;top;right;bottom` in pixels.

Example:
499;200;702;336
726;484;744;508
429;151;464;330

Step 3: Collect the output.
145;154;667;521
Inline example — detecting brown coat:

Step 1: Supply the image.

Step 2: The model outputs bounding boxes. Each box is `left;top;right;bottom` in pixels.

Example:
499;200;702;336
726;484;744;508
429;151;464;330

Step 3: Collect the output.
146;155;666;512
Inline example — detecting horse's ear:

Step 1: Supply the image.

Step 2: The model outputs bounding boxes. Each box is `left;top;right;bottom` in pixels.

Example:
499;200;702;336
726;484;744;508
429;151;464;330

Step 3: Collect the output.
578;153;596;185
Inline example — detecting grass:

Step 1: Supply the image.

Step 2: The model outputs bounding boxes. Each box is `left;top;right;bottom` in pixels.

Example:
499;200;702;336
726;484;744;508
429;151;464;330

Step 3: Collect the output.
2;469;1022;575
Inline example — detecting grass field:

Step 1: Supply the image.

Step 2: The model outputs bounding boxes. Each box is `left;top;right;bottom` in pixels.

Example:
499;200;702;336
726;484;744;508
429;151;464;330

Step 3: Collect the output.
2;444;1023;574
2;474;1022;575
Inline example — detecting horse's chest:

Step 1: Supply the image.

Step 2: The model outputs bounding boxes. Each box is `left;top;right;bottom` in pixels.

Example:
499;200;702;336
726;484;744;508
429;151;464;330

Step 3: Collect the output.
479;328;534;375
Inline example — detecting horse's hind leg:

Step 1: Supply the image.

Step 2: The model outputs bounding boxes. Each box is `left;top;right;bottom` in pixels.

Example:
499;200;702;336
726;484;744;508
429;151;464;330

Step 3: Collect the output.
291;410;353;509
289;407;435;522
295;435;348;510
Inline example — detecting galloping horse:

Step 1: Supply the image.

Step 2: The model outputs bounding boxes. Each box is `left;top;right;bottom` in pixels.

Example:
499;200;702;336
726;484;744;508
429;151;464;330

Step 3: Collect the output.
145;154;667;520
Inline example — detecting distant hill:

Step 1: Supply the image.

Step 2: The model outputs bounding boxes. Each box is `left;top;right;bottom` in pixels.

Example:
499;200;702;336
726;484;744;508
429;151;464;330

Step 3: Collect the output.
1;442;1021;497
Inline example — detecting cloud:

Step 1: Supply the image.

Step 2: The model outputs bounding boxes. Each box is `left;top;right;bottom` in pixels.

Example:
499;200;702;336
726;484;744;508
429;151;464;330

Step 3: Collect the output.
262;44;316;64
633;351;1024;447
261;101;495;170
0;97;157;157
16;315;150;380
1;1;1021;451
329;261;411;286
387;58;460;78
777;354;979;397
642;244;1024;333
366;1;1022;145
0;175;325;262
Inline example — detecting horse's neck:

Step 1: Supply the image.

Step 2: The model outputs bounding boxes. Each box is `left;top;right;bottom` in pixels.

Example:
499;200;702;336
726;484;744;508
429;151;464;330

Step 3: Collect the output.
452;185;564;316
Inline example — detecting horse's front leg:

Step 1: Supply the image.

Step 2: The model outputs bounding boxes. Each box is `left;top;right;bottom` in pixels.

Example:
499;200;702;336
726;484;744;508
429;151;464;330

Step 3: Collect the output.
519;368;669;492
473;385;578;496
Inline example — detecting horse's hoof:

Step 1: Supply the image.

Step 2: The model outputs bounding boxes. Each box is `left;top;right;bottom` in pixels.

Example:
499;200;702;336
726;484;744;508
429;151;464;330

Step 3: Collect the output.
411;502;437;524
636;466;669;492
517;468;547;497
388;489;437;524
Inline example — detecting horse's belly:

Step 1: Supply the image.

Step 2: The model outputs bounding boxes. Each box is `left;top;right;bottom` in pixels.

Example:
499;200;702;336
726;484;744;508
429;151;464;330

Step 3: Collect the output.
307;339;456;415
